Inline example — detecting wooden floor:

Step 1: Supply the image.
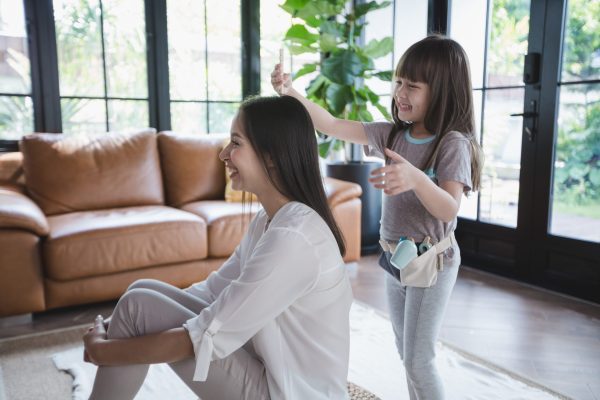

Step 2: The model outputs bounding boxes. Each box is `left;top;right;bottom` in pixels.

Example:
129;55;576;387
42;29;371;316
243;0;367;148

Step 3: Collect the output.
348;255;600;400
2;255;599;400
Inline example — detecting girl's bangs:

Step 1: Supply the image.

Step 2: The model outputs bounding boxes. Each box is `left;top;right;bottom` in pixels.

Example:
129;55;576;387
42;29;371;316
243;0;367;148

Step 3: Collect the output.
395;43;437;84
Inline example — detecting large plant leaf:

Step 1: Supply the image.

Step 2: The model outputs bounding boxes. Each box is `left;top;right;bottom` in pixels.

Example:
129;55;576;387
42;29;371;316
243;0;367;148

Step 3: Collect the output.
288;43;318;55
362;86;392;120
285;24;319;46
320;20;344;36
280;0;311;14
353;87;368;105
293;63;318;80
355;1;391;19
296;0;343;20
319;19;344;52
363;37;394;59
304;16;322;28
372;70;393;81
306;75;327;97
326;83;352;114
321;50;364;85
362;86;379;103
320;33;338;52
356;51;375;70
374;102;392;120
318;138;332;158
358;107;374;122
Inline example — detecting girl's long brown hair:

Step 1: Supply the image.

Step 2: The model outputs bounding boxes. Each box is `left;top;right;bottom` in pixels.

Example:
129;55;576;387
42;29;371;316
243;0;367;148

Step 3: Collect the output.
386;35;483;192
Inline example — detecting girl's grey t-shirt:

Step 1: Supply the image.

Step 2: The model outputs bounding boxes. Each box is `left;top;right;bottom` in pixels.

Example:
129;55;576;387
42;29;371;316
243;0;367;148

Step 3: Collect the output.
363;121;472;262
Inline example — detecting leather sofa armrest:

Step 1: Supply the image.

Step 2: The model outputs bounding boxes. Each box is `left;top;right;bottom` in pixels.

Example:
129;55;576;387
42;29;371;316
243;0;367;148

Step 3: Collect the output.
0;185;49;236
323;177;363;207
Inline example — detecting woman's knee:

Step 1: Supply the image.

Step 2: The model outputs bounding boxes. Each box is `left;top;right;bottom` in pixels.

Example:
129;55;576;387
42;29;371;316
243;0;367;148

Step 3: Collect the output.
118;287;162;311
111;288;160;335
127;278;162;292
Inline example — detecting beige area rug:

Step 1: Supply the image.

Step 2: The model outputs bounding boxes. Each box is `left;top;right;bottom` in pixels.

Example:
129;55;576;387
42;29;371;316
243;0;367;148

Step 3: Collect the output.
0;302;569;400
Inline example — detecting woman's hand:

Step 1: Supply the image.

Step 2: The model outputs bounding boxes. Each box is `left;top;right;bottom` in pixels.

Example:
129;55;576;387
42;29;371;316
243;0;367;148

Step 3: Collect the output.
83;315;107;365
270;63;292;95
369;148;425;195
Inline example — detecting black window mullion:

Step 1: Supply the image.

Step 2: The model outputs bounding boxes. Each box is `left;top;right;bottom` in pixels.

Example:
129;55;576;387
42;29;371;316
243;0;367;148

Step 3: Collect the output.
204;0;210;132
241;0;260;99
427;0;449;34
477;0;493;223
98;0;110;131
25;0;61;133
531;1;567;242
145;0;170;131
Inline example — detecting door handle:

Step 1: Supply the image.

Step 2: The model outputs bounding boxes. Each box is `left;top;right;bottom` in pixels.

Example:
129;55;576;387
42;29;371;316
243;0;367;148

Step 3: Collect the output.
509;111;538;118
510;100;538;142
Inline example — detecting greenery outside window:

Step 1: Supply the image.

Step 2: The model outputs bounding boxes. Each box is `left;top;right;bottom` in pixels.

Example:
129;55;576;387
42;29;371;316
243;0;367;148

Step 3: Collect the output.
54;0;149;134
0;0;33;141
451;0;531;227
167;0;241;134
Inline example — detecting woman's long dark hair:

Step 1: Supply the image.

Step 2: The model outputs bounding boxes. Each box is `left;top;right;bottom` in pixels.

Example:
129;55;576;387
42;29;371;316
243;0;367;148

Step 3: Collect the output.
238;95;346;256
387;34;483;191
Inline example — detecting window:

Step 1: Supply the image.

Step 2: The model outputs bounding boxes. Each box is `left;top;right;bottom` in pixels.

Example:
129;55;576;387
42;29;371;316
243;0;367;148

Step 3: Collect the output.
259;0;289;96
0;0;33;140
364;0;396;121
550;0;600;242
53;0;149;134
451;0;531;227
167;0;241;134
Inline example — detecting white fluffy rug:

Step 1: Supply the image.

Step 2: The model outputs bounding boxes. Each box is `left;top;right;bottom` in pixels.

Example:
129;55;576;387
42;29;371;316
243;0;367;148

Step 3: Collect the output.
52;302;565;400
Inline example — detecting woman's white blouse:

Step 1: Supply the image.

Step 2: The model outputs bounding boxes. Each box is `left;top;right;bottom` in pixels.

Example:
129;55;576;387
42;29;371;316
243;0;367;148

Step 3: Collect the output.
183;201;353;400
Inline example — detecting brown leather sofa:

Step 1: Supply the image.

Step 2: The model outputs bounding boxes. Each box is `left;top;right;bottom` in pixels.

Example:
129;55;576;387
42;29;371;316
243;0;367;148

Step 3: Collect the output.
0;130;362;318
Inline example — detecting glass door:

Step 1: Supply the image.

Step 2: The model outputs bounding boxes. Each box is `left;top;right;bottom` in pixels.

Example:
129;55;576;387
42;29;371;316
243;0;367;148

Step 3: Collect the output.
549;0;600;243
451;0;532;227
525;0;599;301
450;0;600;302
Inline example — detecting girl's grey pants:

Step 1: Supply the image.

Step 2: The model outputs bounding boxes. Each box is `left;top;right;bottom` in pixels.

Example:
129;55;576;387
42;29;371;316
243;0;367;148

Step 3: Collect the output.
382;251;460;400
88;279;270;400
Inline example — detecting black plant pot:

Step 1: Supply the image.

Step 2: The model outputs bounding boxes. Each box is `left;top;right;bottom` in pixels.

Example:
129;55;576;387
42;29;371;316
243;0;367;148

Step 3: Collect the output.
326;161;383;254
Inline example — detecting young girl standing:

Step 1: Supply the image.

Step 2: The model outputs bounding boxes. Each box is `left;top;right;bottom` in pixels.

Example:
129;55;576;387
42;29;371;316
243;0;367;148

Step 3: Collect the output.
272;35;483;399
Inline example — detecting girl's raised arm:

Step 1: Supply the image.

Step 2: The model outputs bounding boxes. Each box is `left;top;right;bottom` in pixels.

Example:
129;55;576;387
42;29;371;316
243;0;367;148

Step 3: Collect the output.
271;63;368;145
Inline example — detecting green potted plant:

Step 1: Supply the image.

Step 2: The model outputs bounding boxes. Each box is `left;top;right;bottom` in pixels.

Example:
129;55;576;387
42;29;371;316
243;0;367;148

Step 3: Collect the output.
281;0;394;252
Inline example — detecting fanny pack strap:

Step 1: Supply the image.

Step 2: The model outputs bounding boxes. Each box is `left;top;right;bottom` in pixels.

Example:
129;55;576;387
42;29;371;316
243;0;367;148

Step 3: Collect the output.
380;232;456;254
432;232;456;271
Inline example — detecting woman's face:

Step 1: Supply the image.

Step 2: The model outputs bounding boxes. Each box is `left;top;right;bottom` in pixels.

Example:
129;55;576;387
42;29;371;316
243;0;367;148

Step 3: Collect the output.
393;77;430;124
219;112;268;194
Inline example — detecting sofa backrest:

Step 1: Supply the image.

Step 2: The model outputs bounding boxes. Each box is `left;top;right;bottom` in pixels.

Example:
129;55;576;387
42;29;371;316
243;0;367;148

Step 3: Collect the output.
20;129;163;215
157;131;227;207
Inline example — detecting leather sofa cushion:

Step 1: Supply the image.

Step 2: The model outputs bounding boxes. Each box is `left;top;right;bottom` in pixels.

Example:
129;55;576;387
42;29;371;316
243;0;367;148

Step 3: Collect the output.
182;200;258;258
158;131;228;207
44;205;207;280
0;231;46;316
323;176;363;207
0;186;49;236
20;130;163;215
0;152;25;187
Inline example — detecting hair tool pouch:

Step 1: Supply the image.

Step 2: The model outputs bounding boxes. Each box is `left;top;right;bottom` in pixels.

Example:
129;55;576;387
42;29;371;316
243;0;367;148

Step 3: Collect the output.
399;233;456;288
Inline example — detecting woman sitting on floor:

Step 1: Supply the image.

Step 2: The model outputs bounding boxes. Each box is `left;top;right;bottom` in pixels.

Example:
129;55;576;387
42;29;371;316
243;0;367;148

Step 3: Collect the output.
82;95;354;400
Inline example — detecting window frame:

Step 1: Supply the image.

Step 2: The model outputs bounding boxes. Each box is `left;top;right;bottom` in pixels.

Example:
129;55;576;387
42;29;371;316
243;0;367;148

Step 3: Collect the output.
0;0;260;147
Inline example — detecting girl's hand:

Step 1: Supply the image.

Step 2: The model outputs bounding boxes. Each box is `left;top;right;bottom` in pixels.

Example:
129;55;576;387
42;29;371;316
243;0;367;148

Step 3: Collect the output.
369;148;425;195
83;315;107;365
270;63;292;95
